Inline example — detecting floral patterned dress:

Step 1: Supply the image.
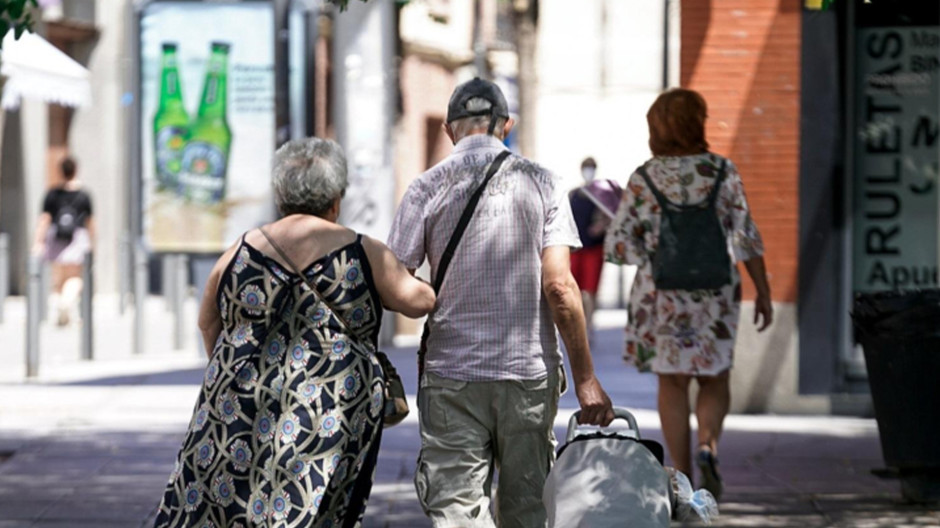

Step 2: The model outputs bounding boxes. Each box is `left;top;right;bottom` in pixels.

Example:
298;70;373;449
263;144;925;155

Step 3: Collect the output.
154;233;385;528
605;153;764;376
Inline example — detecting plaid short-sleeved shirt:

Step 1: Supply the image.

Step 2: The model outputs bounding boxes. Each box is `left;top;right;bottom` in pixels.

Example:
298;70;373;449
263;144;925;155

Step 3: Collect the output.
388;135;582;381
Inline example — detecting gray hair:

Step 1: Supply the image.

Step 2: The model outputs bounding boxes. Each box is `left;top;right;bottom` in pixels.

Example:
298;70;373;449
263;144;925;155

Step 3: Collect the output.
449;97;508;141
272;137;348;217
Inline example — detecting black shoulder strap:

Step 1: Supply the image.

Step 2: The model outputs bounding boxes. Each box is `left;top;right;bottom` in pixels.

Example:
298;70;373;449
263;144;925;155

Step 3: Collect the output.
432;149;511;293
639;159;729;209
636;164;669;208
258;226;369;347
706;159;729;206
58;188;77;208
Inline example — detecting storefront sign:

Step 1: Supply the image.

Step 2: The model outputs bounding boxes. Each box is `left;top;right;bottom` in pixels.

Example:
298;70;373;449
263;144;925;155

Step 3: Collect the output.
853;25;940;292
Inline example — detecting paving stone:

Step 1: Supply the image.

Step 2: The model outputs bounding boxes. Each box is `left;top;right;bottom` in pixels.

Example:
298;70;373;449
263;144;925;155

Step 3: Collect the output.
2;328;940;526
39;500;157;522
0;499;52;521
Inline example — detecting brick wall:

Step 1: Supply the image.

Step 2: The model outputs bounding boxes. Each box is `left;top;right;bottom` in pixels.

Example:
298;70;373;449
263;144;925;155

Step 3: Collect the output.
681;0;801;303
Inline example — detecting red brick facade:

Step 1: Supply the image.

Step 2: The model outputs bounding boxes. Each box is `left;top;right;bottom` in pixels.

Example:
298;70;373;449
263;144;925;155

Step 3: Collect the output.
681;0;801;303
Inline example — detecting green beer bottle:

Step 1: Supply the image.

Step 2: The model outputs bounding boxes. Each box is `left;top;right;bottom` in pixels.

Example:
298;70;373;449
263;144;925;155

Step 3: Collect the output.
153;43;189;193
180;41;232;204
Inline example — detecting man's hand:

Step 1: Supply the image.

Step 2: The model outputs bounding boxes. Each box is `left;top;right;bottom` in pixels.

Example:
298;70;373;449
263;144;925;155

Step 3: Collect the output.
574;375;615;426
541;245;614;427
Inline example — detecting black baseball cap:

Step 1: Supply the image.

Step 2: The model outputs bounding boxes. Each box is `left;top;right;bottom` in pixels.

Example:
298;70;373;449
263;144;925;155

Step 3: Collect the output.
446;78;510;124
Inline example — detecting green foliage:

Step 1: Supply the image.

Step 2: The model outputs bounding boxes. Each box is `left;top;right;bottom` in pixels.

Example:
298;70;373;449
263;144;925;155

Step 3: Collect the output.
325;0;357;11
0;0;34;48
325;0;408;12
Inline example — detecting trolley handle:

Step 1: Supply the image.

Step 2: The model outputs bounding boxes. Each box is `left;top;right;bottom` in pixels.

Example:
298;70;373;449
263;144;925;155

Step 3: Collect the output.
566;407;640;443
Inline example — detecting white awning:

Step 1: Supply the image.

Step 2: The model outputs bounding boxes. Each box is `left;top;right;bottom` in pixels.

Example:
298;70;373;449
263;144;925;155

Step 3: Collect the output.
1;30;92;110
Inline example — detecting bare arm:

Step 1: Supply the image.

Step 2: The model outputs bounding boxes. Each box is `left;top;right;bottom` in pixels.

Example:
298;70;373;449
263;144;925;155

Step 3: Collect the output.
362;236;436;318
32;213;52;255
542;245;614;426
198;244;239;357
743;256;773;332
84;215;96;252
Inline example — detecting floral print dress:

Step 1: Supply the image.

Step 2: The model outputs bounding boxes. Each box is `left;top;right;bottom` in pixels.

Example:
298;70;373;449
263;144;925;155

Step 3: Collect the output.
605;153;764;376
154;233;385;528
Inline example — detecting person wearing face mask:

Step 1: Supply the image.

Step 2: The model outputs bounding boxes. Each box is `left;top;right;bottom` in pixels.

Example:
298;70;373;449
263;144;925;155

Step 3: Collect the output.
568;157;623;341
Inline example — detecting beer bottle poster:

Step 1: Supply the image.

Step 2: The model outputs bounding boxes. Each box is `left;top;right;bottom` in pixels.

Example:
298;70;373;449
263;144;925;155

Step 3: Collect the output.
140;2;276;252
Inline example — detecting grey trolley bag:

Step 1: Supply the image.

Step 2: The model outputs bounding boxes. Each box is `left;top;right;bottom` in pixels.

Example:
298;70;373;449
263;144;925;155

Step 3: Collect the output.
543;407;672;528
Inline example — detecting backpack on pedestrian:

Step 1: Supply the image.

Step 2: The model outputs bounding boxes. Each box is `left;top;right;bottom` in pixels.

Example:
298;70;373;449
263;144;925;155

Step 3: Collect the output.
637;159;731;290
53;192;80;244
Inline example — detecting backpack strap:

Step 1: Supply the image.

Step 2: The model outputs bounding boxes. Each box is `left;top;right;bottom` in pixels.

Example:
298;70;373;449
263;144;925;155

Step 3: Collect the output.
705;159;729;207
638;158;729;209
636;164;670;208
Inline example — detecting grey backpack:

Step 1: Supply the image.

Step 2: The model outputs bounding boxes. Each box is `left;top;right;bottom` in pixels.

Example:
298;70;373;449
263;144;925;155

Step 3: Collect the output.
637;159;731;290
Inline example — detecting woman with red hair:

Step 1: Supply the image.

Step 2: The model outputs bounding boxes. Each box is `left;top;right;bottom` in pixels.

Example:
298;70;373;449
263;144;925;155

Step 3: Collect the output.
606;89;773;500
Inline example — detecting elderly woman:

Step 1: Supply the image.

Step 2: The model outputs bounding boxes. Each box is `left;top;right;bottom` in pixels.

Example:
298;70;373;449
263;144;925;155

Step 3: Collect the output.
154;138;435;526
605;89;772;500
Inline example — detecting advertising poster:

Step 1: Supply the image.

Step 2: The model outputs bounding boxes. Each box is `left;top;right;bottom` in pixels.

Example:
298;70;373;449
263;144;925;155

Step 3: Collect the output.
140;1;275;252
853;23;940;292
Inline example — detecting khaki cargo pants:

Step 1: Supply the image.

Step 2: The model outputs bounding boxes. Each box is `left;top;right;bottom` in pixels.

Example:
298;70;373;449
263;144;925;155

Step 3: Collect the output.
414;369;564;528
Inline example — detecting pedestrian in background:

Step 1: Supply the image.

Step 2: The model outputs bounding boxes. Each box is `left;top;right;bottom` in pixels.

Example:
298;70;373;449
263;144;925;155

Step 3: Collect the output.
388;78;614;528
154;138;435;527
605;88;773;500
32;156;95;327
568;156;622;342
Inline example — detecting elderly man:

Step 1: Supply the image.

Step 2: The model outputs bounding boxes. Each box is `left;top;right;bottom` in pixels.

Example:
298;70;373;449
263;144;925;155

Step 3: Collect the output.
388;78;614;527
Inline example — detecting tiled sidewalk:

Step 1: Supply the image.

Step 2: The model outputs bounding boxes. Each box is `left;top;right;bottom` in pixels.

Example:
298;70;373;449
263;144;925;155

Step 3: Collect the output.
0;299;938;526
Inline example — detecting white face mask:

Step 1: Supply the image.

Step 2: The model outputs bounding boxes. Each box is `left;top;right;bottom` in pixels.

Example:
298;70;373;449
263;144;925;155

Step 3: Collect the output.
581;167;596;182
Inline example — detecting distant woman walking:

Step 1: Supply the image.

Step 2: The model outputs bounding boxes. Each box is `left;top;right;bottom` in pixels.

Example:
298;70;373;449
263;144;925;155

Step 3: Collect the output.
153;138;435;527
32;156;95;326
605;89;773;500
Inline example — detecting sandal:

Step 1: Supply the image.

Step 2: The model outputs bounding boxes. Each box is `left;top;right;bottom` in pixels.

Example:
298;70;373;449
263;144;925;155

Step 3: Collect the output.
696;446;724;501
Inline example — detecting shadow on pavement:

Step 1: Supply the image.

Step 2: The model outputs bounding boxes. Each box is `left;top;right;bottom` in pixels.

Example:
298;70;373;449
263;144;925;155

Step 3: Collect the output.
57;368;206;387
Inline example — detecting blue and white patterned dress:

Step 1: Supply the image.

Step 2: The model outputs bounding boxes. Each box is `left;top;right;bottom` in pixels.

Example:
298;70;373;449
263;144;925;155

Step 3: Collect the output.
154;233;385;528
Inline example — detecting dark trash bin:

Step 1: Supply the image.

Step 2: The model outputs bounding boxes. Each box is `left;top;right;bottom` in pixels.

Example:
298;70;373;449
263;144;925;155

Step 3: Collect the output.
853;289;940;503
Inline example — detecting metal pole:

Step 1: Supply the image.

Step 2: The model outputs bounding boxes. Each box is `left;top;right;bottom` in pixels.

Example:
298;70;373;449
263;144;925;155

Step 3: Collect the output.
39;257;50;322
164;253;176;313
173;254;188;350
472;0;487;77
274;0;291;148
662;0;670;91
80;252;94;360
26;255;41;378
0;233;9;324
133;242;148;355
118;232;131;315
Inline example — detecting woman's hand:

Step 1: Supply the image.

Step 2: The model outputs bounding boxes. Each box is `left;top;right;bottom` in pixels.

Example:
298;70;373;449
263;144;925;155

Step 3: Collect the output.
754;292;773;332
743;256;773;332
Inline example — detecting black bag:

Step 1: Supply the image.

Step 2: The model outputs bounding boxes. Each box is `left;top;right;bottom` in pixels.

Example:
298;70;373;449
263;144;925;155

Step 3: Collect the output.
53;194;80;243
375;350;409;427
638;159;731;291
